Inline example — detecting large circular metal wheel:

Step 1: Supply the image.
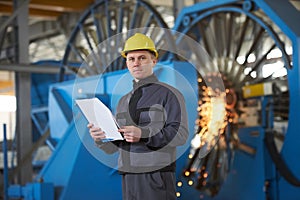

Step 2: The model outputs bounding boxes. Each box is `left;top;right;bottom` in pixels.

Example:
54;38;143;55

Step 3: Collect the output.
174;1;291;196
59;0;171;81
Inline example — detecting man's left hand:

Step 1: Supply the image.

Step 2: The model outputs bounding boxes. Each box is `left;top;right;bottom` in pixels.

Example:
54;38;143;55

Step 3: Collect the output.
118;126;142;143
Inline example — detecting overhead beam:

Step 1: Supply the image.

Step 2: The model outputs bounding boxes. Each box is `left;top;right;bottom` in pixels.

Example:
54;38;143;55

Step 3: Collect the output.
0;0;94;13
29;0;94;12
0;63;63;74
0;3;70;19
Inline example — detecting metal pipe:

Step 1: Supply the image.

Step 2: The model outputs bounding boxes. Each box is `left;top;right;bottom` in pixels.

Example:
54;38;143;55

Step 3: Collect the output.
3;124;9;200
0;63;70;74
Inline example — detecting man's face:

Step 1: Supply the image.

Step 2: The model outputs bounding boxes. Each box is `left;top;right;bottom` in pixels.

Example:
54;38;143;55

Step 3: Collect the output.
126;50;157;81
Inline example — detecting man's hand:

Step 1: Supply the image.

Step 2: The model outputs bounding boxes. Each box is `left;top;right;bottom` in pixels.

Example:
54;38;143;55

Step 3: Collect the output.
119;126;142;143
87;123;106;142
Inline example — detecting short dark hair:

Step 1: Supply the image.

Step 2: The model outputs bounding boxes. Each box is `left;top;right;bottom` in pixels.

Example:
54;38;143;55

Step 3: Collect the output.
125;49;157;58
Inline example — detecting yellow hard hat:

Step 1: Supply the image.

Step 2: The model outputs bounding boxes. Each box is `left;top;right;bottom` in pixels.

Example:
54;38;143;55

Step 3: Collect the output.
121;33;158;58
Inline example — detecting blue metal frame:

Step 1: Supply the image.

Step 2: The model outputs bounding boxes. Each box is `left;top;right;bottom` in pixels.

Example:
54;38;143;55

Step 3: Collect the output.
172;0;300;199
249;1;300;198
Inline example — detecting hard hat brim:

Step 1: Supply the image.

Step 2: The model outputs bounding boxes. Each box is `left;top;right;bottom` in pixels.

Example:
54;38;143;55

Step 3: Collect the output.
121;49;158;58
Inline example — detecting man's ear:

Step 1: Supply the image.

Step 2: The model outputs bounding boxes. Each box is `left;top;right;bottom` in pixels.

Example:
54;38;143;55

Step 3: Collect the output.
152;58;157;65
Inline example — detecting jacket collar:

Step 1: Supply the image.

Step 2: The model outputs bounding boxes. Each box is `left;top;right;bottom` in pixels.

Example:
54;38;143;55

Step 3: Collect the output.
132;74;158;91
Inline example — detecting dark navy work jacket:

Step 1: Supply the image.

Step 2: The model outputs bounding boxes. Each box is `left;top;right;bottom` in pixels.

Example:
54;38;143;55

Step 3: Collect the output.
97;74;189;174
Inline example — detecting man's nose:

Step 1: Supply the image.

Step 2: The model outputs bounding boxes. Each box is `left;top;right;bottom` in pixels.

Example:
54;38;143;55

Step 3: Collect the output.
133;59;141;66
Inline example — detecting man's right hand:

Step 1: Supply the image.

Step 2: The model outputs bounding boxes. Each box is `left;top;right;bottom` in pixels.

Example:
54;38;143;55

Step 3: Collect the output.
87;123;106;142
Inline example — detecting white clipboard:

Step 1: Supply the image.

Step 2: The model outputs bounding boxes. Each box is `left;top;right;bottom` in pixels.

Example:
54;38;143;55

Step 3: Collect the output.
75;98;124;141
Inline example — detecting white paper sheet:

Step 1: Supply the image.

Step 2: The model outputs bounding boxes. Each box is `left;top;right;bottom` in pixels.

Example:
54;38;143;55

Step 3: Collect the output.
75;98;124;141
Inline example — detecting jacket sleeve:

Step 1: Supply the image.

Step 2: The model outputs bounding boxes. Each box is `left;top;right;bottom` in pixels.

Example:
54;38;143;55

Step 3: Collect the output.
141;89;189;149
95;140;119;154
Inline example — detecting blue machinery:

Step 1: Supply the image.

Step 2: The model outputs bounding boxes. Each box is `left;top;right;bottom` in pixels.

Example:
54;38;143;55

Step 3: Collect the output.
4;0;300;199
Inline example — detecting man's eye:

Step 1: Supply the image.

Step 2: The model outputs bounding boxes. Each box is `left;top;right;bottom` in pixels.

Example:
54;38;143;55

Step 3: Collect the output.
139;56;147;61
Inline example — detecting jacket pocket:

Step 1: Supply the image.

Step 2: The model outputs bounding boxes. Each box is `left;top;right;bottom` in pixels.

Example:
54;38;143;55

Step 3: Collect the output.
138;104;165;127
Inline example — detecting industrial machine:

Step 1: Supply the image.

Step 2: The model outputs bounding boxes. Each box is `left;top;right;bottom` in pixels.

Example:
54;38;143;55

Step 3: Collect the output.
3;0;300;199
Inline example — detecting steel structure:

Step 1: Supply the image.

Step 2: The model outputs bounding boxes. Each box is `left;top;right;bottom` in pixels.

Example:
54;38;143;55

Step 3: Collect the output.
3;0;300;199
173;0;300;199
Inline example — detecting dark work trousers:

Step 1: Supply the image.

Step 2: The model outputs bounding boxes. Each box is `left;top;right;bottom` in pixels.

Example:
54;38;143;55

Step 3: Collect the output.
122;171;177;200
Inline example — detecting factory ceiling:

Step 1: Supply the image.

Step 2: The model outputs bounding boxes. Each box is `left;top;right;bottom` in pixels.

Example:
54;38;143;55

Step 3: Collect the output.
0;0;95;19
0;0;184;19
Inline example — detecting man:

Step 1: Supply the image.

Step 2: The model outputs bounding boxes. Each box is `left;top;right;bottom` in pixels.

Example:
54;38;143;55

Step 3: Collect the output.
88;33;188;200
